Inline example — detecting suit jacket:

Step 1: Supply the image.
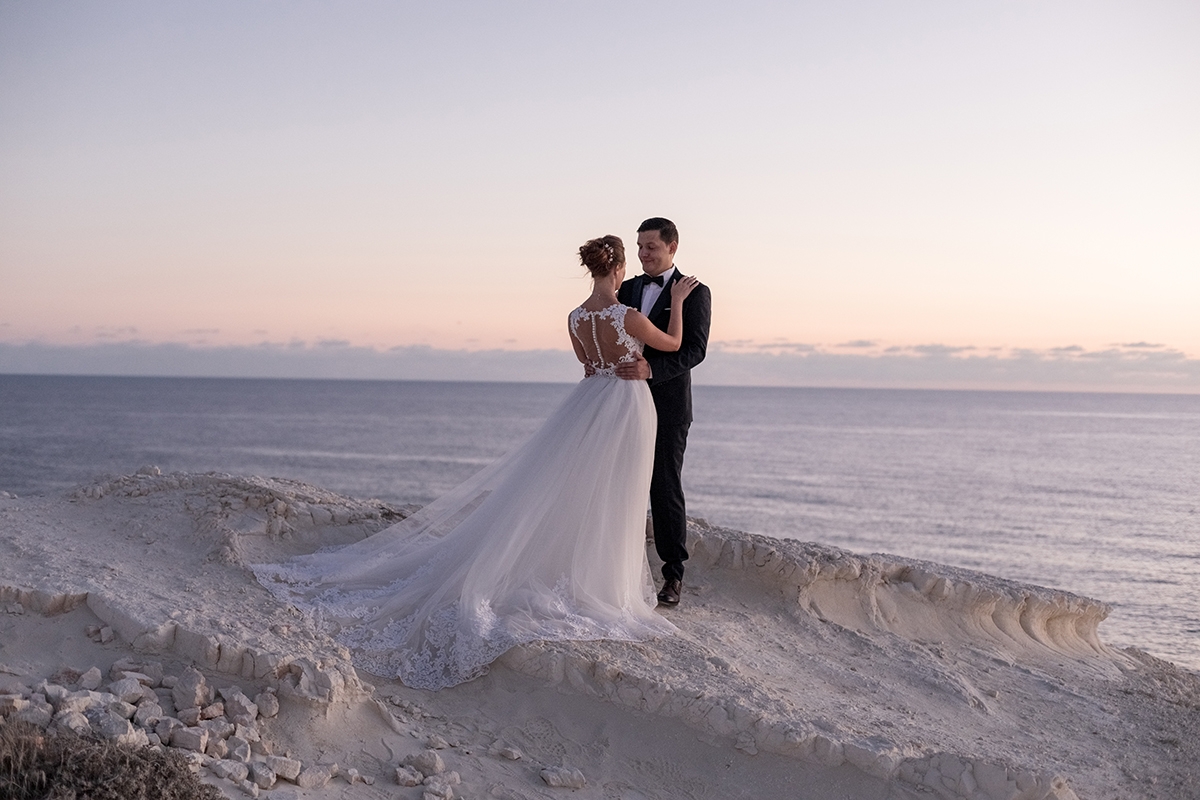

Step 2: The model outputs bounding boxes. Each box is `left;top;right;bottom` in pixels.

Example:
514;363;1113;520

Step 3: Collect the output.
618;268;711;426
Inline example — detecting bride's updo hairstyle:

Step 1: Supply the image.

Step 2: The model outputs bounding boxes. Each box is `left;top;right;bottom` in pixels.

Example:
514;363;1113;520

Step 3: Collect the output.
578;235;625;279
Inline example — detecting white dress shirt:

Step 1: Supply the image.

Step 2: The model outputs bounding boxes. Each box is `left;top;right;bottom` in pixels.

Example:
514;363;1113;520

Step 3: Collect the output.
639;266;676;316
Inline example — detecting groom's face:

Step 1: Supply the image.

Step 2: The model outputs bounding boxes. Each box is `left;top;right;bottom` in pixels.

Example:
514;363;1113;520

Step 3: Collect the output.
637;230;677;277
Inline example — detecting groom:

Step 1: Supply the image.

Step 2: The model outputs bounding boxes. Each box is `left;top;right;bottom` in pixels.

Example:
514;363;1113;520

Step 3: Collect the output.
615;217;711;607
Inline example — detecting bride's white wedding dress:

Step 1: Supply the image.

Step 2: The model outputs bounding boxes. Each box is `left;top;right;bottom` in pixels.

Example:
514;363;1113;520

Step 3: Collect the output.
252;303;676;690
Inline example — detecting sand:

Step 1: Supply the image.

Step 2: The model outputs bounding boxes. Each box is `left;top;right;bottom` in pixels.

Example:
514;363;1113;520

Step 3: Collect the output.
1;469;1197;799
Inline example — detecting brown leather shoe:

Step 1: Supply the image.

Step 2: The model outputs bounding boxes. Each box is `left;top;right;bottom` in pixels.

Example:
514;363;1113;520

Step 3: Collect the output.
657;579;681;607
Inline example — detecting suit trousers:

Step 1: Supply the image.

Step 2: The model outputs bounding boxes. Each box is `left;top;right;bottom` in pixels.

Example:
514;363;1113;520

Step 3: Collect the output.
650;419;690;583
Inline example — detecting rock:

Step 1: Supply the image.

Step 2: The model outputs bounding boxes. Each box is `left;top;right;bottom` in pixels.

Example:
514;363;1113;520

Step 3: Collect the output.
0;695;28;716
295;764;335;789
172;667;209;710
156;717;184;740
206;737;229;759
200;701;224;719
344;767;373;785
540;767;586;789
177;706;202;726
79;667;103;691
496;746;522;761
15;698;53;727
89;708;135;742
254;691;279;718
136;464;161;476
427;734;450;749
396;765;424;786
160;675;179;689
423;787;454;800
200;717;235;739
226;735;251;762
133;702;163;728
52;709;91;735
238;778;260;798
223;691;258;726
266;755;302;781
38;682;69;705
404;749;445;775
99;626;114;644
249;762;277;789
170;726;209;753
425;771;461;792
233;722;259;742
108;700;137;720
210;759;250;782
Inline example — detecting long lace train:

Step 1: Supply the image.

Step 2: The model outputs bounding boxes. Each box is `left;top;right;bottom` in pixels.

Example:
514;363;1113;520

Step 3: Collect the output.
252;371;675;689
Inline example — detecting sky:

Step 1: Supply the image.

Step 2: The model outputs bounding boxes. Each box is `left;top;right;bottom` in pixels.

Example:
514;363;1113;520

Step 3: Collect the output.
2;1;1198;390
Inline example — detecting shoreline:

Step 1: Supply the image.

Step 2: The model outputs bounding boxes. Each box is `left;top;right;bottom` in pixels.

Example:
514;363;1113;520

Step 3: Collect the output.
2;470;1198;799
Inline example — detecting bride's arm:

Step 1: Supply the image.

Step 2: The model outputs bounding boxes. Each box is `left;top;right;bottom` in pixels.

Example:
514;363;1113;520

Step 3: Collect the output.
623;276;699;352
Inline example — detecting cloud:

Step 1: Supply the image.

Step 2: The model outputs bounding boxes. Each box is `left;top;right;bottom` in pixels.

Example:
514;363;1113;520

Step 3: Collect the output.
836;340;877;348
1;340;1198;393
1117;341;1165;349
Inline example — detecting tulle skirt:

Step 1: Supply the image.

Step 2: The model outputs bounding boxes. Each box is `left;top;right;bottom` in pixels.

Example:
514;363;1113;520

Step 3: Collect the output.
252;375;676;689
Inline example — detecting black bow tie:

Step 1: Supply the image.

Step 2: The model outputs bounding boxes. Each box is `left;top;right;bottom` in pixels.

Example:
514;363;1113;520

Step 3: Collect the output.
642;274;665;287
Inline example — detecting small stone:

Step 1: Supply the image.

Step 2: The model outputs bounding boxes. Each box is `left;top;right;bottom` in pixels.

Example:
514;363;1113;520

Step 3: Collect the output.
200;701;224;719
170;726;209;753
5;603;24;615
84;625;102;639
156;717;184;740
206;737;229;759
79;667;103;690
254;691;279;718
250;738;273;756
238;778;260;798
210;759;250;782
53;709;91;735
133;703;163;728
223;690;258;726
295;764;334;789
425;770;461;788
540;766;586;789
396;765;423;786
233;722;260;742
39;683;69;704
99;627;114;644
160;675;179;689
427;734;450;749
422;787;454;800
200;717;235;740
344;767;373;785
403;749;445;775
497;746;522;761
266;755;302;781
177;706;202;726
90;708;133;739
249;762;277;789
172;667;208;710
227;735;251;762
0;695;28;716
108;700;137;719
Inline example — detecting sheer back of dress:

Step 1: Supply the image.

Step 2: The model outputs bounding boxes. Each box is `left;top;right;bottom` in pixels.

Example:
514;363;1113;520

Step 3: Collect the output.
569;304;641;377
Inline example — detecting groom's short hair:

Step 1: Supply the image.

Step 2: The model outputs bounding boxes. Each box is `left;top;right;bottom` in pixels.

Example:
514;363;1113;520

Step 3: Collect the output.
637;217;678;246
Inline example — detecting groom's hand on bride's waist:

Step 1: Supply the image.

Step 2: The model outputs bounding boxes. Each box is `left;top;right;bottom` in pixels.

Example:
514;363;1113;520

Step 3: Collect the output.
615;353;652;381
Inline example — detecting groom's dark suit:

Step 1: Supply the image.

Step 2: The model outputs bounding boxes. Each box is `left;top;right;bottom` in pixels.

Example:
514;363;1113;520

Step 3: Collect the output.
618;269;711;584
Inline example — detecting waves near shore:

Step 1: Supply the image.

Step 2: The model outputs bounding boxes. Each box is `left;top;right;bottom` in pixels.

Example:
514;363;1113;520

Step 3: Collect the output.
2;471;1198;800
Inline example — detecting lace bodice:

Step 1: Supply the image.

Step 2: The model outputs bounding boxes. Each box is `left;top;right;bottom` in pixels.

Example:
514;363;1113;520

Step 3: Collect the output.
569;304;642;378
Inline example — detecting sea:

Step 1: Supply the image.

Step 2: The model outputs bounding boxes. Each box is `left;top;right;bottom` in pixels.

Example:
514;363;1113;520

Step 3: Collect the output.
1;375;1197;672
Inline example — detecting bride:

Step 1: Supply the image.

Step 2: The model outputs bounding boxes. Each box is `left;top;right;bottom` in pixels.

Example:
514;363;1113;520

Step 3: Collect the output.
253;235;699;690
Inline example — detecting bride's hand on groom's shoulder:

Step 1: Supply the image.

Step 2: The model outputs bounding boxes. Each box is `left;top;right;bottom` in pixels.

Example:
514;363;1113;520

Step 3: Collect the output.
671;275;699;302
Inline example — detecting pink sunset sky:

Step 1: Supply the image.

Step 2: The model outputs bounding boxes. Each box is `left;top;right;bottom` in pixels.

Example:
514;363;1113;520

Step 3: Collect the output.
2;1;1197;390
